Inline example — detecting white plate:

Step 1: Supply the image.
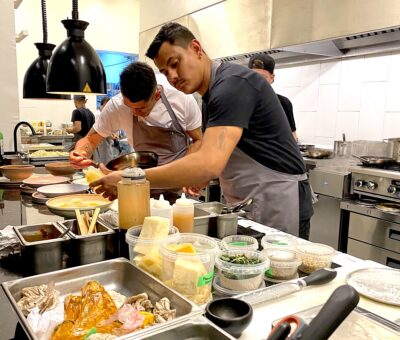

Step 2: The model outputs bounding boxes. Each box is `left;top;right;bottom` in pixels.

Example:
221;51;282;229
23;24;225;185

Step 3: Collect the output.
346;268;400;306
46;194;113;218
37;183;89;198
22;176;70;188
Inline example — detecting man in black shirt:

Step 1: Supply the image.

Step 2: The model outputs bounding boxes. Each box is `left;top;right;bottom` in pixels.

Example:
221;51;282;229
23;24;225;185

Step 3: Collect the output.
91;23;313;239
248;53;298;142
66;95;95;142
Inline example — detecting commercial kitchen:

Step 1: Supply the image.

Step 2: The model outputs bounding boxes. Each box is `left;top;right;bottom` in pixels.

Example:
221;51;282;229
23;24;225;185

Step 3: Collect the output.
1;1;400;339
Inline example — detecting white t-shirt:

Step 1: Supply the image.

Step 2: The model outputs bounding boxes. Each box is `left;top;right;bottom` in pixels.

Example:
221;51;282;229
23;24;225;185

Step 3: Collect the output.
94;76;202;148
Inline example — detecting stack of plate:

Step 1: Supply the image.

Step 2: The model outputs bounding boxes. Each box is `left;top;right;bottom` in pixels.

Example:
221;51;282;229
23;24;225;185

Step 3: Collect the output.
33;183;89;204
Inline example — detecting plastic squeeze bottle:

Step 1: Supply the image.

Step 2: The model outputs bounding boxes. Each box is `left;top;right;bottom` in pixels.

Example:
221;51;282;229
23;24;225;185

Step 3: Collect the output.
118;167;150;229
173;193;194;233
151;194;173;226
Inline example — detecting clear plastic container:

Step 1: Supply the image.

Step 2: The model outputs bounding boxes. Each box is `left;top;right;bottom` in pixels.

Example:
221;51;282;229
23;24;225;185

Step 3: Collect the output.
126;225;178;280
221;235;258;251
214;249;270;292
213;275;265;297
160;233;218;305
296;243;335;274
261;234;296;251
264;249;302;280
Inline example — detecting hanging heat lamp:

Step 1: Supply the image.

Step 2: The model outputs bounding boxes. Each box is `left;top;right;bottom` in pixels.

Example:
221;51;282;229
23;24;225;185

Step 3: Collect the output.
46;0;107;95
23;0;71;100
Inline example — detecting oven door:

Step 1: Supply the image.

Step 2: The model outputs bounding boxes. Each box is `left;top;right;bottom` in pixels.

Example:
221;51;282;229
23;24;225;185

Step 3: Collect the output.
341;202;400;268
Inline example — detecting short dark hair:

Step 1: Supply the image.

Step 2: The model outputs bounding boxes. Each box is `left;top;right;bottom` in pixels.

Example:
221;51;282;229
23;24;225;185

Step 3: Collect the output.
100;96;110;106
120;62;157;102
146;22;196;60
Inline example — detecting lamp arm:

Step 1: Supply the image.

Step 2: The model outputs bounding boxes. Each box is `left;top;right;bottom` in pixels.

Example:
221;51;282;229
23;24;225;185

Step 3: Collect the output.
72;0;79;20
41;0;47;43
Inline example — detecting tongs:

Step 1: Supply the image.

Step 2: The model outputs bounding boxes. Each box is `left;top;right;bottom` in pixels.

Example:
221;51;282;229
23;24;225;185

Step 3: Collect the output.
221;198;253;214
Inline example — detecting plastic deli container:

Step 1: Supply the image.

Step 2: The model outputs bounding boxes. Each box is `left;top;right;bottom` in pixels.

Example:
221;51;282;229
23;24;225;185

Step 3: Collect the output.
264;249;302;280
126;225;179;280
215;249;270;292
296;243;335;274
160;233;218;305
221;235;259;251
261;234;295;251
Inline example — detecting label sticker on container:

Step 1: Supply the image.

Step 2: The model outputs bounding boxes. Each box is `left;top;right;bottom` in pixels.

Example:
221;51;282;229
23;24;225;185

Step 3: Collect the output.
265;269;273;277
229;241;248;246
269;241;288;246
197;270;214;287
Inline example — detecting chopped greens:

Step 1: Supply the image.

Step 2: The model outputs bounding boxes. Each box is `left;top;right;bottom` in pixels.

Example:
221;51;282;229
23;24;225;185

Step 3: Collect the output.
220;254;261;265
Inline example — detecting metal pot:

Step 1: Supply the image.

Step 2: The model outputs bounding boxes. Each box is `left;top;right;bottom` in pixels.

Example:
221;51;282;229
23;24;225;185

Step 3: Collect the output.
303;148;333;159
384;138;400;162
333;141;349;157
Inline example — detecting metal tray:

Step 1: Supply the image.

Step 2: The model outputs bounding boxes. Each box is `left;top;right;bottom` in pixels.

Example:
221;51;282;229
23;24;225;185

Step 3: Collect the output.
1;258;203;340
346;268;400;306
141;316;235;339
29;156;69;162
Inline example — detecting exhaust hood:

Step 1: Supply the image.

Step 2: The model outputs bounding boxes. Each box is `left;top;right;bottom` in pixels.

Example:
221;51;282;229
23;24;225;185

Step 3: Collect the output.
215;0;400;66
139;0;400;66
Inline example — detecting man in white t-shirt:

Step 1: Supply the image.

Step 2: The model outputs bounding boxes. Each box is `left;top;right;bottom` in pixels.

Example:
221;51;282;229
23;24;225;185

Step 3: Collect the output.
70;61;202;169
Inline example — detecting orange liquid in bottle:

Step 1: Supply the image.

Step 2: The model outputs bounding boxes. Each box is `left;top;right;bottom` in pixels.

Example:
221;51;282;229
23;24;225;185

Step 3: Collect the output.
173;213;194;233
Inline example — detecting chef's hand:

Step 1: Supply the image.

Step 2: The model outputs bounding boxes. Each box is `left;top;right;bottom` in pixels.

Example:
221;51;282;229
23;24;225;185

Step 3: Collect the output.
69;150;93;169
90;169;123;201
183;186;203;197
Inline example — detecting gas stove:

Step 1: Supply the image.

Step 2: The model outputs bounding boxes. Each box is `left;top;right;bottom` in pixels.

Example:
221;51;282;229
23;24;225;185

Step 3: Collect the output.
349;165;400;202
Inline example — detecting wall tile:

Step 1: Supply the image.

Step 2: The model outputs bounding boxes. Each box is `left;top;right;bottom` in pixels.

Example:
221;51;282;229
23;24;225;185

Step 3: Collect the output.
275;66;302;87
335;111;360;141
363;53;391;82
358;82;387;140
295;111;317;143
338;83;361;111
383;112;400;138
316;85;339;137
385;53;400;112
320;61;341;85
340;57;364;84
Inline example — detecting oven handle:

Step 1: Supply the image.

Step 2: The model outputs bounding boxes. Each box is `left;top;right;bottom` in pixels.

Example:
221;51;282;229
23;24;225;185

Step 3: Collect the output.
386;257;400;269
389;229;400;241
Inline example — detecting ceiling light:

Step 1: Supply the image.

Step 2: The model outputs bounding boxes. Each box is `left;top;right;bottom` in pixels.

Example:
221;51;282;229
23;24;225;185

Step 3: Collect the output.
46;0;106;95
23;0;70;100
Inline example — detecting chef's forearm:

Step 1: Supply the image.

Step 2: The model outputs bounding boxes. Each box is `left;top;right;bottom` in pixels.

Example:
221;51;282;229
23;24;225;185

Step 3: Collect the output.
145;152;215;189
186;139;202;154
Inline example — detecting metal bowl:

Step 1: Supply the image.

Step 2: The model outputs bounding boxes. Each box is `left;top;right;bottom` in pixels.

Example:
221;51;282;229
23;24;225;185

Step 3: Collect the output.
106;151;158;170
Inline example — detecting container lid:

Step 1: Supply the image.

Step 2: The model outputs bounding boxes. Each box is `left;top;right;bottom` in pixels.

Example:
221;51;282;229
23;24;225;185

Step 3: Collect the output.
174;193;193;207
215;249;270;275
261;234;295;250
221;235;258;251
153;194;171;209
122;167;145;180
296;243;335;256
266;249;298;262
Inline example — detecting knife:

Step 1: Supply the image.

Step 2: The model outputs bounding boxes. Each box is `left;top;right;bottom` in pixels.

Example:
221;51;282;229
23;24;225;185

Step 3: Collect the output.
236;268;337;306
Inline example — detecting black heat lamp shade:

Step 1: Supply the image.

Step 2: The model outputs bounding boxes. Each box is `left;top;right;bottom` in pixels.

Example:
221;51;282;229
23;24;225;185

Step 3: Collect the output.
23;43;71;100
46;19;107;95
